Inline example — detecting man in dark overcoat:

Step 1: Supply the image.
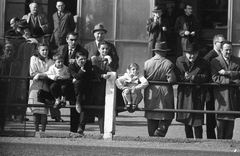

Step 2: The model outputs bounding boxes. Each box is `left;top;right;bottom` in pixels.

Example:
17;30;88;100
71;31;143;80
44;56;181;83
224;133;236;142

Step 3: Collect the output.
175;42;209;139
203;34;225;139
210;41;240;139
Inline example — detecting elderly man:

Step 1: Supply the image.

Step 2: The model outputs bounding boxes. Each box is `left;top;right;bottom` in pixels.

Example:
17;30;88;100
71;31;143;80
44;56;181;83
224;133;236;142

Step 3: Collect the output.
174;3;199;57
210;41;240;139
84;23;119;71
22;2;48;34
51;1;75;47
204;34;225;139
146;5;170;58
175;42;209;139
5;17;22;37
144;42;176;137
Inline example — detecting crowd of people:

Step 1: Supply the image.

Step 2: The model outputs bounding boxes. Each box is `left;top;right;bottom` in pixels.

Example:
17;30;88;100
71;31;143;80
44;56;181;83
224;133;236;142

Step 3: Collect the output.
0;1;240;141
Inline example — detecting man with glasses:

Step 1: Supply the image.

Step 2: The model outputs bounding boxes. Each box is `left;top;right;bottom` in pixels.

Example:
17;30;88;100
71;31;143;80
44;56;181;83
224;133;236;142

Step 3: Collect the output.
203;34;225;139
210;41;240;139
51;0;75;47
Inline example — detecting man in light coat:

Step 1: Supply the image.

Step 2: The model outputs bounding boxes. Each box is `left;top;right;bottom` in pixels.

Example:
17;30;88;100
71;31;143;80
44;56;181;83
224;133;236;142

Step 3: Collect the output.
144;42;176;137
22;2;48;34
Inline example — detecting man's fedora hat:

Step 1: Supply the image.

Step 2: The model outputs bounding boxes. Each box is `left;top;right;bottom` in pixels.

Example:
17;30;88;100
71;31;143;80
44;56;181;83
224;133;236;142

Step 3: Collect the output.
184;42;199;53
91;23;107;34
32;27;45;38
18;19;28;28
152;5;165;13
152;42;170;51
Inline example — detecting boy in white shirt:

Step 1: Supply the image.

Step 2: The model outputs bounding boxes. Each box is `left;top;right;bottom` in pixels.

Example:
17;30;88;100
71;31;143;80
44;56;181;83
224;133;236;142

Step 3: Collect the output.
45;53;70;109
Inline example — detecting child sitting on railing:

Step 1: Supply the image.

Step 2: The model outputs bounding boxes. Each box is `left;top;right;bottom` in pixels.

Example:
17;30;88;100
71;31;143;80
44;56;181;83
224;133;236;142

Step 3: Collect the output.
115;63;149;112
45;53;70;109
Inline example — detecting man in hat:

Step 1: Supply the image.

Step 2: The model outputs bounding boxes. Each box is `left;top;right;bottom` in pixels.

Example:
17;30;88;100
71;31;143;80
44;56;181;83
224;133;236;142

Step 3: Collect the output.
84;23;119;72
175;42;209;139
17;19;31;40
144;42;176;137
51;0;75;47
146;5;170;58
210;41;240;139
174;3;199;57
22;2;48;34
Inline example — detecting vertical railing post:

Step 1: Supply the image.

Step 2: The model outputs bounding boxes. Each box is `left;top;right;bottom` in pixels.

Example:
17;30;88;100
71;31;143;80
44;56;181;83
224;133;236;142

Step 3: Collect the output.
103;72;117;140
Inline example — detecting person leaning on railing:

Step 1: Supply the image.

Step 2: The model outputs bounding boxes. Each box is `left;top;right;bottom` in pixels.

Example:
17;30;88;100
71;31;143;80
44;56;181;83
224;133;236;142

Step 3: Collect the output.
28;42;54;133
210;41;240;140
144;42;177;137
175;42;210;139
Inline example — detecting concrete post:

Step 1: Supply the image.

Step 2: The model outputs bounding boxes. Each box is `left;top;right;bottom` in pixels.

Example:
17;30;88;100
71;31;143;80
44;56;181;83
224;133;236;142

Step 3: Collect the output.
103;72;117;140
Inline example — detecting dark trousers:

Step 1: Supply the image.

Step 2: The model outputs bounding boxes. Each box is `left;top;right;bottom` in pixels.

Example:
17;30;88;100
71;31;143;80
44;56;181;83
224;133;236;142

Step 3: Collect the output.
147;119;172;137
70;82;92;133
217;119;234;139
0;106;6;131
184;124;203;139
73;80;85;104
33;113;47;132
49;80;68;99
206;88;216;139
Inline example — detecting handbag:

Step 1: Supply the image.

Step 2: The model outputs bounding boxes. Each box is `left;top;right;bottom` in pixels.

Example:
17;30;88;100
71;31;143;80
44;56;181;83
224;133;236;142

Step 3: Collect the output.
37;89;55;105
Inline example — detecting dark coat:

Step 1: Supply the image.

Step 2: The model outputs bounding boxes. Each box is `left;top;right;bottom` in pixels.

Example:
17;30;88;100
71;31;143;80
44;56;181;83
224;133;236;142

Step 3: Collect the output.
210;55;240;120
175;56;209;126
51;10;75;46
57;44;89;66
204;49;220;63
174;14;199;55
146;17;170;57
84;41;119;72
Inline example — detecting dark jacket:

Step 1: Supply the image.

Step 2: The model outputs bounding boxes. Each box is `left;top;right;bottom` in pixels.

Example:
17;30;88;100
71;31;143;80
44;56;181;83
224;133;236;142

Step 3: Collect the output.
175;56;209;126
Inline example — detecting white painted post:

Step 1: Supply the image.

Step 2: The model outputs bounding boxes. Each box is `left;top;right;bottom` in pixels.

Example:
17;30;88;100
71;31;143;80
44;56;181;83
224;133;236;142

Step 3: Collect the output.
103;72;117;140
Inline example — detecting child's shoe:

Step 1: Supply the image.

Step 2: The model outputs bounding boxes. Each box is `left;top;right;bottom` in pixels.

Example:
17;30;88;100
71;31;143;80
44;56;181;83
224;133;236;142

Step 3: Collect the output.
53;98;61;109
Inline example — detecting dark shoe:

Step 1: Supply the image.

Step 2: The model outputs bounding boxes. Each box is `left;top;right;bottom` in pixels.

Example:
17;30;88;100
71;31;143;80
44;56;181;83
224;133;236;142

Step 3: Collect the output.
132;104;138;110
77;127;84;134
154;128;165;137
55;117;64;122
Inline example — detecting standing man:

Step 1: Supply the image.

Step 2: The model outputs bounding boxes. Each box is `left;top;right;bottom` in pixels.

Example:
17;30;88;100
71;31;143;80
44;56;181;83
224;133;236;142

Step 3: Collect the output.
144;42;176;137
174;3;199;57
146;5;170;58
175;43;209;139
56;32;90;134
210;41;240;139
203;34;225;139
22;2;48;34
51;1;76;47
84;23;119;72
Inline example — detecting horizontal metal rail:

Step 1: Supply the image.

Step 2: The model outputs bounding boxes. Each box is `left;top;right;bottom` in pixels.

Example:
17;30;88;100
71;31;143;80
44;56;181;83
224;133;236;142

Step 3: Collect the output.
1;103;240;115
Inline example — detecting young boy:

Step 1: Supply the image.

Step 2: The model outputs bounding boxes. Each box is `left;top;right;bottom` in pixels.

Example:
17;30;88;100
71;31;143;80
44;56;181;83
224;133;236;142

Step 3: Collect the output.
45;53;70;109
68;51;93;134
